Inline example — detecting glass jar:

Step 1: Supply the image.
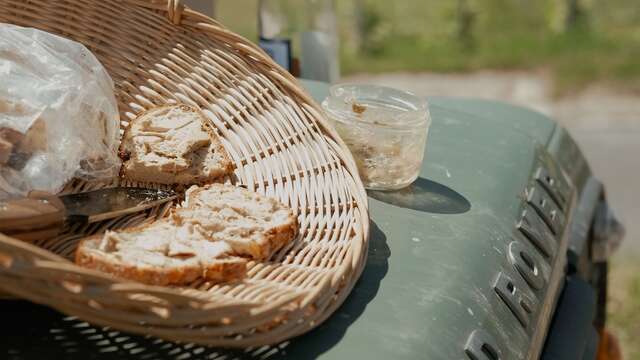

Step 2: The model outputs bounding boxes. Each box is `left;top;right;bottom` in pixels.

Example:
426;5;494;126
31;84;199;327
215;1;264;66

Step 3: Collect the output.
322;84;431;190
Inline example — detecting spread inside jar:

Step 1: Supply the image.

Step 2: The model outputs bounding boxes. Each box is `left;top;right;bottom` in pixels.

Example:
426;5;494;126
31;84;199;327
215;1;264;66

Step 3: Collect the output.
323;84;430;190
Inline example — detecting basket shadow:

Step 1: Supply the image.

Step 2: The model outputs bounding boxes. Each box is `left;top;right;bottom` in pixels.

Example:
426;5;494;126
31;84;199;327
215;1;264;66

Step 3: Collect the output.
0;220;389;360
368;177;471;214
258;220;390;359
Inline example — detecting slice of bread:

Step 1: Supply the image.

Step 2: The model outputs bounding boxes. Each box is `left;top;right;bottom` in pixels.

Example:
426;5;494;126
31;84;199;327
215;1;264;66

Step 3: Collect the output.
75;185;297;285
76;221;247;286
172;184;298;260
118;105;233;185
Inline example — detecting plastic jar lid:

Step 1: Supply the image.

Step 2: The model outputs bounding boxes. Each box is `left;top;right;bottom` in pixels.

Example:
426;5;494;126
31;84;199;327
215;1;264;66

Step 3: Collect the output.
321;84;430;131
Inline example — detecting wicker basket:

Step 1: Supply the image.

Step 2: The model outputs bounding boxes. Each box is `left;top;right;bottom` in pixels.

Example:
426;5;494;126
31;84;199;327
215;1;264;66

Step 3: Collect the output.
0;0;369;347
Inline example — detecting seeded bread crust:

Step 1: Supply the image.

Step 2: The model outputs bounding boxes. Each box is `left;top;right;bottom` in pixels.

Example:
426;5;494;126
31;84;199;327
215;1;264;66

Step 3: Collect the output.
118;105;234;185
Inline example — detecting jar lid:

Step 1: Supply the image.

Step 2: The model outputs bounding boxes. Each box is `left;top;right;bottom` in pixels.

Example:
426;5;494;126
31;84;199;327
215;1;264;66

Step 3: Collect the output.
321;84;430;130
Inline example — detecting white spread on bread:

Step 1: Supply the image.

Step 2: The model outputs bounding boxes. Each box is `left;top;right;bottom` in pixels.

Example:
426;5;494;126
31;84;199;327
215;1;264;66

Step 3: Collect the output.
76;184;298;286
118;105;233;185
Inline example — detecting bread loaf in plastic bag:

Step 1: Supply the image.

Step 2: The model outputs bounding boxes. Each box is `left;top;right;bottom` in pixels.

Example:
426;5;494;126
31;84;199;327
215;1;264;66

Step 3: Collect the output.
0;24;121;199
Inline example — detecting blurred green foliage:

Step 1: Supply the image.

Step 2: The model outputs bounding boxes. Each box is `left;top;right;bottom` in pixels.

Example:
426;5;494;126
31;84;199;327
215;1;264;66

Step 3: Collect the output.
217;0;640;94
608;256;640;360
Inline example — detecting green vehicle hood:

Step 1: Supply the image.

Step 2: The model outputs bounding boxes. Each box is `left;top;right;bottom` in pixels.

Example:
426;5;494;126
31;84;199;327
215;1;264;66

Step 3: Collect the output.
277;82;584;360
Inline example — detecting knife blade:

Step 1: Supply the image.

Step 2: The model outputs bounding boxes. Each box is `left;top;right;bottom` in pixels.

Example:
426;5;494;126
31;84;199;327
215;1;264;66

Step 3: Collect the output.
60;187;177;223
0;187;176;241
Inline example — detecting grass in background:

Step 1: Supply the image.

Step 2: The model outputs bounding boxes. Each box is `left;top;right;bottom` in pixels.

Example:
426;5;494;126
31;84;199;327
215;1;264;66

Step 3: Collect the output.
217;0;640;96
608;255;640;360
339;0;640;96
341;29;640;96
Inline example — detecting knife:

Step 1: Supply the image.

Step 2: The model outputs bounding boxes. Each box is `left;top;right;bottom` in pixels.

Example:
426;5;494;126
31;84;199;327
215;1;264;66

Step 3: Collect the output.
0;187;177;242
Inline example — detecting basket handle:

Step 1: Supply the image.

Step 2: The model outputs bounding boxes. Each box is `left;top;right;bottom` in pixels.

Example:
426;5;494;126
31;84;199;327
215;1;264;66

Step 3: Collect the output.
0;191;65;242
167;0;184;25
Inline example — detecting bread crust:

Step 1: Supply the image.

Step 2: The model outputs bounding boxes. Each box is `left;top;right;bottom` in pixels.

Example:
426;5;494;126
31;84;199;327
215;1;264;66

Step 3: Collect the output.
201;115;235;178
264;222;298;259
118;105;233;185
75;228;247;286
179;184;298;261
77;170;297;286
76;236;199;286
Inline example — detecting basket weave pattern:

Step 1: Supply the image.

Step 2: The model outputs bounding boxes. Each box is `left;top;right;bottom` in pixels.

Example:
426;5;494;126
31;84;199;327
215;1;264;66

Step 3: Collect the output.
0;0;369;346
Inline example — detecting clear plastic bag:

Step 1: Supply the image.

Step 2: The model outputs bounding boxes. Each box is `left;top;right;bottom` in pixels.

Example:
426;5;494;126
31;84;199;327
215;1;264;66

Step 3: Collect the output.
0;24;121;199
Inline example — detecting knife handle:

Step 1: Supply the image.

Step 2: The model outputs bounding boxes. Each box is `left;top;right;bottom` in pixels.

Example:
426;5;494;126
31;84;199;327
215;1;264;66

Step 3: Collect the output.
0;191;66;242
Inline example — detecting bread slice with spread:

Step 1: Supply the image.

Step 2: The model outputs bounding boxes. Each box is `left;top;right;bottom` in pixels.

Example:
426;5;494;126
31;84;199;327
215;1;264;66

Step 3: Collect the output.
174;184;298;261
118;105;233;185
76;221;247;286
75;184;298;286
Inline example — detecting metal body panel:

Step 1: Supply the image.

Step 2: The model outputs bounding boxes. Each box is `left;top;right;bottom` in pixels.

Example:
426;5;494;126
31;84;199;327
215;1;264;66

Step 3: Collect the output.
547;126;592;193
566;177;603;276
289;82;578;360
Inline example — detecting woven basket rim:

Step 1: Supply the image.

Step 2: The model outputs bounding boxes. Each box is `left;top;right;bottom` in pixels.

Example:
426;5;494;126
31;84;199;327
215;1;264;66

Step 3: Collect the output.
0;0;370;347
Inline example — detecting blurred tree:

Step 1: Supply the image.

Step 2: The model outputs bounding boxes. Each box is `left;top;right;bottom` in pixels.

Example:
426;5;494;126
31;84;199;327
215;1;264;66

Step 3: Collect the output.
353;0;385;54
456;0;476;49
550;0;588;32
353;0;365;51
565;0;582;28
